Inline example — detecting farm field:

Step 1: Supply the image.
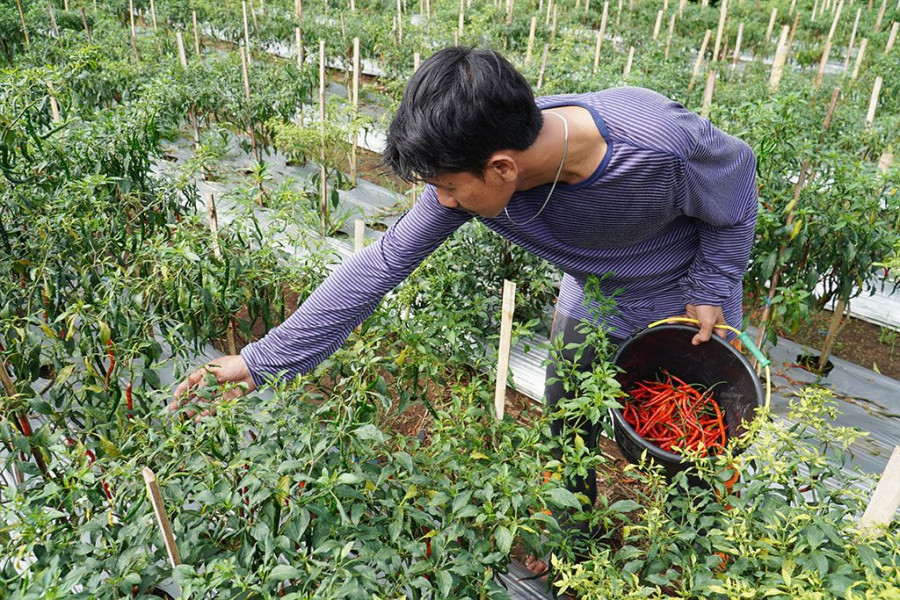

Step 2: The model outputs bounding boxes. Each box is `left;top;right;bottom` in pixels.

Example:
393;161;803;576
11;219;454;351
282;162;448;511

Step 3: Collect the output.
1;0;899;598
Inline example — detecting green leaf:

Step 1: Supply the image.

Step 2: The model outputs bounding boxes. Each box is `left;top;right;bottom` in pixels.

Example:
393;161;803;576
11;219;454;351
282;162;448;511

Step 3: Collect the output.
608;499;642;513
267;564;301;581
495;525;513;554
352;424;384;444
544;487;581;510
436;570;452;597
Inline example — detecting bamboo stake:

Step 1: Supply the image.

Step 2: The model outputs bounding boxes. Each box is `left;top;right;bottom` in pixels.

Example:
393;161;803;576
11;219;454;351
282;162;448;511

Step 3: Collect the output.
458;0;464;38
787;11;801;49
765;7;778;42
851;37;867;79
295;0;303;21
493;280;516;421
243;1;252;63
537;42;550;88
354;219;365;253
551;5;558;39
149;0;158;29
128;0;139;60
769;25;790;92
397;0;403;44
859;446;900;536
688;30;712;93
623;46;634;76
713;0;728;62
731;22;744;70
844;8;862;69
15;0;29;47
48;3;59;38
204;194;238;354
240;46;259;162
874;0;886;31
81;8;92;44
653;9;663;40
142;467;182;568
865;76;882;126
350;37;360;186
192;10;201;55
319;40;328;233
815;40;833;88
665;13;676;58
295;27;303;65
526;16;537;64
701;70;716;116
593;1;609;73
885;22;898;53
176;32;188;67
249;0;258;28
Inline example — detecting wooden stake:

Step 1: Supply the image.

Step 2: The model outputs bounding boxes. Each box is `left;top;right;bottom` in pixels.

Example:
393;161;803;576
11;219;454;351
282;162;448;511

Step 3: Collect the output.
878;152;894;174
48;3;59;38
585;0;591;13
397;0;403;44
48;82;60;122
414;51;420;71
617;0;624;24
176;32;188;67
81;7;92;44
812;0;819;20
458;0;464;38
865;75;882;126
142;467;182;568
623;46;634;76
713;0;728;62
15;0;29;47
240;46;259;161
885;22;898;53
814;39;832;88
546;0;553;26
593;2;609;73
63;0;69;11
665;13;676;58
823;86;841;130
790;0;797;15
295;27;303;65
731;21;744;69
537;42;550;88
844;8;862;69
149;0;158;29
203;194;238;353
851;37;867;79
769;25;790;92
688;30;712;93
701;70;715;116
551;5;558;39
242;1;252;63
128;0;139;60
192;10;201;55
350;37;360;186
526;16;537;64
493;280;516;421
874;0;886;31
828;0;843;40
653;9;663;40
679;0;686;17
354;219;365;253
787;11;801;48
506;0;514;24
765;7;778;42
860;446;900;536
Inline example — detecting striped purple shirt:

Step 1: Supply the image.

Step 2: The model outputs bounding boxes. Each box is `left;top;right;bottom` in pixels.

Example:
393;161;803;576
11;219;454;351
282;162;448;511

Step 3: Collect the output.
242;87;758;386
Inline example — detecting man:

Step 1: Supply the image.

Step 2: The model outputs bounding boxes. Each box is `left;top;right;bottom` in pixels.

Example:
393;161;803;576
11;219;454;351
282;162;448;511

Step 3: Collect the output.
174;46;757;498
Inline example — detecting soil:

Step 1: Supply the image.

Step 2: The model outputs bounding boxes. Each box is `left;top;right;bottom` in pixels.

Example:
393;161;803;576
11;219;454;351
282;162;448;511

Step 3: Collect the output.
768;311;900;380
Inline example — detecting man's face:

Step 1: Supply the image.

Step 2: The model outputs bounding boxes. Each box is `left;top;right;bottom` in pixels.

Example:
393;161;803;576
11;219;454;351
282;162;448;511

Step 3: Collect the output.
427;167;516;219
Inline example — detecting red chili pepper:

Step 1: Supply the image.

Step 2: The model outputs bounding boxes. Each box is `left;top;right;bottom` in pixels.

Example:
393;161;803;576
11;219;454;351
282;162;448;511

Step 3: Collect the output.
622;373;727;457
125;382;133;419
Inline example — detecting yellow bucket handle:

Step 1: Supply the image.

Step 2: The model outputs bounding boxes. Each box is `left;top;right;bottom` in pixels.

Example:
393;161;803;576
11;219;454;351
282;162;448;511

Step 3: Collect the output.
646;316;772;410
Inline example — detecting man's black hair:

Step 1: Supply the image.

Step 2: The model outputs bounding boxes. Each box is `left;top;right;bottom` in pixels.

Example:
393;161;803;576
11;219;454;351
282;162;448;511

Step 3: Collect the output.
383;47;544;182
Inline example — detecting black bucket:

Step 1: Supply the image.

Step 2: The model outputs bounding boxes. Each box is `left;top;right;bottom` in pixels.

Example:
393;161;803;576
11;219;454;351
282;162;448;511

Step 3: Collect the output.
610;324;763;480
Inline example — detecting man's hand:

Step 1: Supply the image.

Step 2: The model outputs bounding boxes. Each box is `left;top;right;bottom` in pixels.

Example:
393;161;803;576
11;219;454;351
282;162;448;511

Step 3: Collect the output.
170;354;257;418
686;304;727;346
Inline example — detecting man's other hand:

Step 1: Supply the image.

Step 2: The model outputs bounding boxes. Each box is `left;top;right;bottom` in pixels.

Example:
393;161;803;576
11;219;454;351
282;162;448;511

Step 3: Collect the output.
170;355;257;418
685;304;727;345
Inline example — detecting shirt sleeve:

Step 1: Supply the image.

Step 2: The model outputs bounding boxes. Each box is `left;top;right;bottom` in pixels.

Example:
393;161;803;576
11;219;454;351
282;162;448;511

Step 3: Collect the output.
240;185;472;386
678;118;758;307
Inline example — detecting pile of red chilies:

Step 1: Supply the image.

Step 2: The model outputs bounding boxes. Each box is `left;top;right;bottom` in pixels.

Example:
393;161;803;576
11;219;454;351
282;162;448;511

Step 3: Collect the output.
622;373;727;456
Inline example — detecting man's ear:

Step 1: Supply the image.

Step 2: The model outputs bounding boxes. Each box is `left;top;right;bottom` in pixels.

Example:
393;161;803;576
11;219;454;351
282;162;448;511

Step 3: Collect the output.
487;153;519;182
